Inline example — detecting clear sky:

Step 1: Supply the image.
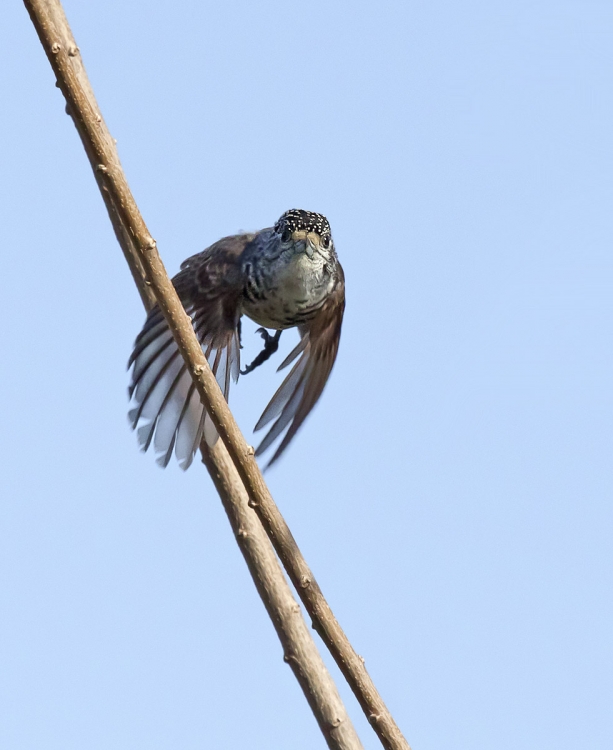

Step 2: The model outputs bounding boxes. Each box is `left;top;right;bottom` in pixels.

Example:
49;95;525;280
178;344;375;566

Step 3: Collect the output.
2;1;612;748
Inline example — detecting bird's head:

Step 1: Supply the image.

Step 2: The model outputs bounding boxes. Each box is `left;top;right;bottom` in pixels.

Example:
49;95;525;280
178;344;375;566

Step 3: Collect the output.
273;209;334;261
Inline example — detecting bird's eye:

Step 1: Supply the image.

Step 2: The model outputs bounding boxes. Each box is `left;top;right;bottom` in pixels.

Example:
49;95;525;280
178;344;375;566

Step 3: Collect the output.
321;234;331;249
281;227;293;243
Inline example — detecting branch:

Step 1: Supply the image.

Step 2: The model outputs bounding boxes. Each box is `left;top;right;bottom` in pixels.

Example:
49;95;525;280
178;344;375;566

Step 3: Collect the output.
24;4;363;748
23;2;410;749
201;442;365;749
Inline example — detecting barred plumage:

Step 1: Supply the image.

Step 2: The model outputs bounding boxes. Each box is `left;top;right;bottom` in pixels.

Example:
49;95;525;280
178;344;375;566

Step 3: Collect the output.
128;210;345;469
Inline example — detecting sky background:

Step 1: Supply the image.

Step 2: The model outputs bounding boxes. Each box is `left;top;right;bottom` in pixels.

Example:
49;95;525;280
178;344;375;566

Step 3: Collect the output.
1;1;612;748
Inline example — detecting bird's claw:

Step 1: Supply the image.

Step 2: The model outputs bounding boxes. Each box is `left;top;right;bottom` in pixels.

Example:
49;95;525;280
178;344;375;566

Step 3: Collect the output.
240;329;282;376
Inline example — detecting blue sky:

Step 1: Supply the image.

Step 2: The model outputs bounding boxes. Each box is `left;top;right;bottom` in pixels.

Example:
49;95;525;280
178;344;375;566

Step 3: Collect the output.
2;1;612;748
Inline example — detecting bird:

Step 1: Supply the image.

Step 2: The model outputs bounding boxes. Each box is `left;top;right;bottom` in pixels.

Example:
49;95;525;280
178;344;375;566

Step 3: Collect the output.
128;209;345;470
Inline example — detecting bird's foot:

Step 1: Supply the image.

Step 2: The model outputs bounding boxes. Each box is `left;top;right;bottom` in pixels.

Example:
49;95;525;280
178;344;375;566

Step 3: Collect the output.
240;328;282;375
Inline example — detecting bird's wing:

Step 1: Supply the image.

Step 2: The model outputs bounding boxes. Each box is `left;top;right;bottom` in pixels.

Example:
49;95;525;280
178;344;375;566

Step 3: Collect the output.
128;234;252;469
254;269;345;467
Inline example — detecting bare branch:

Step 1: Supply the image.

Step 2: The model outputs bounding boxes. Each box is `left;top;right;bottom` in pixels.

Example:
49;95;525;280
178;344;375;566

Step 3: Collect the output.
201;441;366;748
24;3;364;748
23;2;410;749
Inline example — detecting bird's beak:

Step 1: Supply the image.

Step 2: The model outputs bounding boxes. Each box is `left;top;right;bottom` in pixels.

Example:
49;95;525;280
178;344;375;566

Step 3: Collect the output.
291;230;318;258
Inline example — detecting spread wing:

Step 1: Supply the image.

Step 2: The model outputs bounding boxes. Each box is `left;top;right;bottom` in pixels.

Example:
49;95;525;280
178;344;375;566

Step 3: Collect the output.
128;234;252;469
253;269;345;467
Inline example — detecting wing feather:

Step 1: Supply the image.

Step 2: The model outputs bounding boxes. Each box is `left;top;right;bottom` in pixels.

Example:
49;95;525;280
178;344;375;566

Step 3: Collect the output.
254;275;345;467
254;356;309;432
128;234;250;469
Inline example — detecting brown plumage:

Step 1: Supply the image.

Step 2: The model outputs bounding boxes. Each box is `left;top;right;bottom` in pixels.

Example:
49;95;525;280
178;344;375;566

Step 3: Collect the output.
128;210;345;469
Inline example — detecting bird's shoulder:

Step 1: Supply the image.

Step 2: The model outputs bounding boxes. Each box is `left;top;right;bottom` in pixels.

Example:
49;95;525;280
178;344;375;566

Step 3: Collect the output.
332;258;345;294
175;233;256;300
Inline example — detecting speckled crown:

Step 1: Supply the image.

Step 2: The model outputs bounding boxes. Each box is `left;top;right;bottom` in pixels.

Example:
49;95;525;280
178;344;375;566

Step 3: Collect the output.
275;209;331;237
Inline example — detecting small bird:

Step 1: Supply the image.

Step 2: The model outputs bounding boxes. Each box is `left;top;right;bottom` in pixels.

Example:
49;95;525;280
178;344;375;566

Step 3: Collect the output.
128;209;345;469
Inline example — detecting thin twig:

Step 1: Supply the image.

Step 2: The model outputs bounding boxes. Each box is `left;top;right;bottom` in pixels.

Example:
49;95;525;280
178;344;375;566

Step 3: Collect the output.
23;3;364;748
23;2;410;749
199;441;364;749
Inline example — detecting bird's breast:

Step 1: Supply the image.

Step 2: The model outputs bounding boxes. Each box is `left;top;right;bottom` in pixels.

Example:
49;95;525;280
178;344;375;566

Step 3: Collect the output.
242;252;334;329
